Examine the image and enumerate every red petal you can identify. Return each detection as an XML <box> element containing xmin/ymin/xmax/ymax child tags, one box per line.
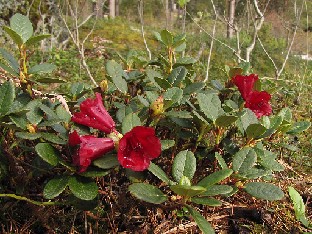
<box><xmin>68</xmin><ymin>131</ymin><xmax>81</xmax><ymax>146</ymax></box>
<box><xmin>232</xmin><ymin>74</ymin><xmax>258</xmax><ymax>100</ymax></box>
<box><xmin>245</xmin><ymin>91</ymin><xmax>272</xmax><ymax>118</ymax></box>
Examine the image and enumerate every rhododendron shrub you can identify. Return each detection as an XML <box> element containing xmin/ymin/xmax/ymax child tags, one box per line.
<box><xmin>0</xmin><ymin>17</ymin><xmax>311</xmax><ymax>233</ymax></box>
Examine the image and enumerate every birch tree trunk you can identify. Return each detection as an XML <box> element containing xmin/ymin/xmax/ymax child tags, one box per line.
<box><xmin>227</xmin><ymin>0</ymin><xmax>235</xmax><ymax>38</ymax></box>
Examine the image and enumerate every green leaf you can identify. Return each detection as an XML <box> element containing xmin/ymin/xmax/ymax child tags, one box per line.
<box><xmin>160</xmin><ymin>30</ymin><xmax>173</xmax><ymax>46</ymax></box>
<box><xmin>43</xmin><ymin>176</ymin><xmax>69</xmax><ymax>199</ymax></box>
<box><xmin>106</xmin><ymin>60</ymin><xmax>127</xmax><ymax>93</ymax></box>
<box><xmin>41</xmin><ymin>133</ymin><xmax>67</xmax><ymax>145</ymax></box>
<box><xmin>165</xmin><ymin>110</ymin><xmax>192</xmax><ymax>118</ymax></box>
<box><xmin>163</xmin><ymin>87</ymin><xmax>183</xmax><ymax>109</ymax></box>
<box><xmin>68</xmin><ymin>176</ymin><xmax>98</xmax><ymax>201</ymax></box>
<box><xmin>9</xmin><ymin>115</ymin><xmax>28</xmax><ymax>130</ymax></box>
<box><xmin>29</xmin><ymin>63</ymin><xmax>56</xmax><ymax>74</ymax></box>
<box><xmin>121</xmin><ymin>112</ymin><xmax>141</xmax><ymax>134</ymax></box>
<box><xmin>161</xmin><ymin>139</ymin><xmax>175</xmax><ymax>151</ymax></box>
<box><xmin>56</xmin><ymin>105</ymin><xmax>71</xmax><ymax>123</ymax></box>
<box><xmin>244</xmin><ymin>182</ymin><xmax>284</xmax><ymax>201</ymax></box>
<box><xmin>183</xmin><ymin>82</ymin><xmax>205</xmax><ymax>95</ymax></box>
<box><xmin>2</xmin><ymin>26</ymin><xmax>23</xmax><ymax>46</ymax></box>
<box><xmin>197</xmin><ymin>93</ymin><xmax>224</xmax><ymax>122</ymax></box>
<box><xmin>0</xmin><ymin>48</ymin><xmax>19</xmax><ymax>73</ymax></box>
<box><xmin>145</xmin><ymin>68</ymin><xmax>163</xmax><ymax>90</ymax></box>
<box><xmin>80</xmin><ymin>168</ymin><xmax>110</xmax><ymax>178</ymax></box>
<box><xmin>154</xmin><ymin>77</ymin><xmax>172</xmax><ymax>89</ymax></box>
<box><xmin>93</xmin><ymin>154</ymin><xmax>119</xmax><ymax>169</ymax></box>
<box><xmin>246</xmin><ymin>123</ymin><xmax>266</xmax><ymax>139</ymax></box>
<box><xmin>15</xmin><ymin>132</ymin><xmax>41</xmax><ymax>140</ymax></box>
<box><xmin>35</xmin><ymin>143</ymin><xmax>60</xmax><ymax>166</ymax></box>
<box><xmin>197</xmin><ymin>169</ymin><xmax>233</xmax><ymax>188</ymax></box>
<box><xmin>26</xmin><ymin>99</ymin><xmax>43</xmax><ymax>125</ymax></box>
<box><xmin>186</xmin><ymin>206</ymin><xmax>215</xmax><ymax>234</ymax></box>
<box><xmin>191</xmin><ymin>197</ymin><xmax>222</xmax><ymax>206</ymax></box>
<box><xmin>215</xmin><ymin>153</ymin><xmax>227</xmax><ymax>169</ymax></box>
<box><xmin>10</xmin><ymin>13</ymin><xmax>33</xmax><ymax>43</ymax></box>
<box><xmin>25</xmin><ymin>34</ymin><xmax>51</xmax><ymax>47</ymax></box>
<box><xmin>238</xmin><ymin>109</ymin><xmax>258</xmax><ymax>132</ymax></box>
<box><xmin>288</xmin><ymin>186</ymin><xmax>311</xmax><ymax>228</ymax></box>
<box><xmin>129</xmin><ymin>183</ymin><xmax>167</xmax><ymax>204</ymax></box>
<box><xmin>175</xmin><ymin>57</ymin><xmax>196</xmax><ymax>65</ymax></box>
<box><xmin>200</xmin><ymin>185</ymin><xmax>233</xmax><ymax>196</ymax></box>
<box><xmin>172</xmin><ymin>150</ymin><xmax>196</xmax><ymax>182</ymax></box>
<box><xmin>177</xmin><ymin>0</ymin><xmax>190</xmax><ymax>7</ymax></box>
<box><xmin>254</xmin><ymin>148</ymin><xmax>284</xmax><ymax>172</ymax></box>
<box><xmin>170</xmin><ymin>185</ymin><xmax>206</xmax><ymax>197</ymax></box>
<box><xmin>0</xmin><ymin>80</ymin><xmax>15</xmax><ymax>117</ymax></box>
<box><xmin>148</xmin><ymin>162</ymin><xmax>173</xmax><ymax>185</ymax></box>
<box><xmin>0</xmin><ymin>62</ymin><xmax>19</xmax><ymax>76</ymax></box>
<box><xmin>286</xmin><ymin>121</ymin><xmax>311</xmax><ymax>135</ymax></box>
<box><xmin>215</xmin><ymin>115</ymin><xmax>238</xmax><ymax>127</ymax></box>
<box><xmin>277</xmin><ymin>107</ymin><xmax>292</xmax><ymax>123</ymax></box>
<box><xmin>70</xmin><ymin>83</ymin><xmax>84</xmax><ymax>96</ymax></box>
<box><xmin>168</xmin><ymin>66</ymin><xmax>187</xmax><ymax>86</ymax></box>
<box><xmin>233</xmin><ymin>147</ymin><xmax>257</xmax><ymax>174</ymax></box>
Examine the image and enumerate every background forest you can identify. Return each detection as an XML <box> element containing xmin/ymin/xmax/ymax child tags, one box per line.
<box><xmin>0</xmin><ymin>0</ymin><xmax>311</xmax><ymax>233</ymax></box>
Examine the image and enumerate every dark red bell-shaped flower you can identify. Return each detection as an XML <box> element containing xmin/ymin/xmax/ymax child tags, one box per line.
<box><xmin>71</xmin><ymin>93</ymin><xmax>115</xmax><ymax>133</ymax></box>
<box><xmin>232</xmin><ymin>74</ymin><xmax>258</xmax><ymax>100</ymax></box>
<box><xmin>69</xmin><ymin>131</ymin><xmax>115</xmax><ymax>172</ymax></box>
<box><xmin>245</xmin><ymin>91</ymin><xmax>272</xmax><ymax>118</ymax></box>
<box><xmin>117</xmin><ymin>126</ymin><xmax>161</xmax><ymax>171</ymax></box>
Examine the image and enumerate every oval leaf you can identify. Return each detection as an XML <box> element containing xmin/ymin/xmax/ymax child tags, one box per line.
<box><xmin>172</xmin><ymin>150</ymin><xmax>196</xmax><ymax>183</ymax></box>
<box><xmin>186</xmin><ymin>206</ymin><xmax>215</xmax><ymax>234</ymax></box>
<box><xmin>170</xmin><ymin>185</ymin><xmax>206</xmax><ymax>197</ymax></box>
<box><xmin>233</xmin><ymin>147</ymin><xmax>257</xmax><ymax>174</ymax></box>
<box><xmin>35</xmin><ymin>143</ymin><xmax>60</xmax><ymax>166</ymax></box>
<box><xmin>244</xmin><ymin>182</ymin><xmax>284</xmax><ymax>201</ymax></box>
<box><xmin>43</xmin><ymin>176</ymin><xmax>69</xmax><ymax>199</ymax></box>
<box><xmin>129</xmin><ymin>183</ymin><xmax>167</xmax><ymax>204</ymax></box>
<box><xmin>68</xmin><ymin>176</ymin><xmax>98</xmax><ymax>200</ymax></box>
<box><xmin>148</xmin><ymin>162</ymin><xmax>172</xmax><ymax>185</ymax></box>
<box><xmin>10</xmin><ymin>13</ymin><xmax>33</xmax><ymax>43</ymax></box>
<box><xmin>121</xmin><ymin>112</ymin><xmax>142</xmax><ymax>134</ymax></box>
<box><xmin>29</xmin><ymin>63</ymin><xmax>56</xmax><ymax>74</ymax></box>
<box><xmin>200</xmin><ymin>185</ymin><xmax>233</xmax><ymax>196</ymax></box>
<box><xmin>286</xmin><ymin>121</ymin><xmax>311</xmax><ymax>135</ymax></box>
<box><xmin>93</xmin><ymin>154</ymin><xmax>120</xmax><ymax>169</ymax></box>
<box><xmin>0</xmin><ymin>80</ymin><xmax>15</xmax><ymax>117</ymax></box>
<box><xmin>197</xmin><ymin>169</ymin><xmax>233</xmax><ymax>188</ymax></box>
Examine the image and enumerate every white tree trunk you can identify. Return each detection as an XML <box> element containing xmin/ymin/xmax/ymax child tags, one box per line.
<box><xmin>227</xmin><ymin>0</ymin><xmax>235</xmax><ymax>38</ymax></box>
<box><xmin>109</xmin><ymin>0</ymin><xmax>116</xmax><ymax>18</ymax></box>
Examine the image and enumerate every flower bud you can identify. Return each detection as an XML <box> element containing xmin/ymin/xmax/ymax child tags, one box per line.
<box><xmin>150</xmin><ymin>96</ymin><xmax>164</xmax><ymax>116</ymax></box>
<box><xmin>100</xmin><ymin>79</ymin><xmax>108</xmax><ymax>93</ymax></box>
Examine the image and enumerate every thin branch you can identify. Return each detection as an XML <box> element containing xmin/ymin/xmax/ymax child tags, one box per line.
<box><xmin>138</xmin><ymin>0</ymin><xmax>152</xmax><ymax>60</ymax></box>
<box><xmin>204</xmin><ymin>0</ymin><xmax>218</xmax><ymax>82</ymax></box>
<box><xmin>186</xmin><ymin>11</ymin><xmax>246</xmax><ymax>62</ymax></box>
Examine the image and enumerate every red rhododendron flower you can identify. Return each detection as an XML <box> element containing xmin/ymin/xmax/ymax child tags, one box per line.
<box><xmin>245</xmin><ymin>91</ymin><xmax>272</xmax><ymax>118</ymax></box>
<box><xmin>69</xmin><ymin>131</ymin><xmax>115</xmax><ymax>172</ymax></box>
<box><xmin>72</xmin><ymin>93</ymin><xmax>115</xmax><ymax>133</ymax></box>
<box><xmin>117</xmin><ymin>126</ymin><xmax>161</xmax><ymax>171</ymax></box>
<box><xmin>232</xmin><ymin>74</ymin><xmax>258</xmax><ymax>100</ymax></box>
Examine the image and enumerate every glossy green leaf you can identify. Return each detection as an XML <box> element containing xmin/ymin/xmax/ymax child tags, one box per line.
<box><xmin>9</xmin><ymin>115</ymin><xmax>28</xmax><ymax>130</ymax></box>
<box><xmin>254</xmin><ymin>148</ymin><xmax>284</xmax><ymax>172</ymax></box>
<box><xmin>168</xmin><ymin>66</ymin><xmax>187</xmax><ymax>86</ymax></box>
<box><xmin>26</xmin><ymin>99</ymin><xmax>43</xmax><ymax>125</ymax></box>
<box><xmin>43</xmin><ymin>176</ymin><xmax>69</xmax><ymax>199</ymax></box>
<box><xmin>106</xmin><ymin>60</ymin><xmax>127</xmax><ymax>93</ymax></box>
<box><xmin>197</xmin><ymin>93</ymin><xmax>224</xmax><ymax>122</ymax></box>
<box><xmin>0</xmin><ymin>48</ymin><xmax>19</xmax><ymax>73</ymax></box>
<box><xmin>15</xmin><ymin>132</ymin><xmax>41</xmax><ymax>140</ymax></box>
<box><xmin>129</xmin><ymin>183</ymin><xmax>167</xmax><ymax>204</ymax></box>
<box><xmin>161</xmin><ymin>139</ymin><xmax>175</xmax><ymax>150</ymax></box>
<box><xmin>2</xmin><ymin>26</ymin><xmax>23</xmax><ymax>46</ymax></box>
<box><xmin>93</xmin><ymin>154</ymin><xmax>120</xmax><ymax>169</ymax></box>
<box><xmin>0</xmin><ymin>62</ymin><xmax>18</xmax><ymax>76</ymax></box>
<box><xmin>191</xmin><ymin>197</ymin><xmax>222</xmax><ymax>206</ymax></box>
<box><xmin>70</xmin><ymin>83</ymin><xmax>84</xmax><ymax>96</ymax></box>
<box><xmin>35</xmin><ymin>143</ymin><xmax>60</xmax><ymax>166</ymax></box>
<box><xmin>200</xmin><ymin>185</ymin><xmax>233</xmax><ymax>196</ymax></box>
<box><xmin>244</xmin><ymin>182</ymin><xmax>284</xmax><ymax>201</ymax></box>
<box><xmin>41</xmin><ymin>133</ymin><xmax>67</xmax><ymax>145</ymax></box>
<box><xmin>148</xmin><ymin>162</ymin><xmax>173</xmax><ymax>185</ymax></box>
<box><xmin>186</xmin><ymin>206</ymin><xmax>215</xmax><ymax>234</ymax></box>
<box><xmin>25</xmin><ymin>34</ymin><xmax>51</xmax><ymax>47</ymax></box>
<box><xmin>172</xmin><ymin>150</ymin><xmax>196</xmax><ymax>182</ymax></box>
<box><xmin>175</xmin><ymin>57</ymin><xmax>196</xmax><ymax>65</ymax></box>
<box><xmin>10</xmin><ymin>13</ymin><xmax>33</xmax><ymax>43</ymax></box>
<box><xmin>56</xmin><ymin>105</ymin><xmax>71</xmax><ymax>123</ymax></box>
<box><xmin>160</xmin><ymin>29</ymin><xmax>173</xmax><ymax>46</ymax></box>
<box><xmin>154</xmin><ymin>77</ymin><xmax>172</xmax><ymax>89</ymax></box>
<box><xmin>286</xmin><ymin>121</ymin><xmax>311</xmax><ymax>135</ymax></box>
<box><xmin>183</xmin><ymin>82</ymin><xmax>205</xmax><ymax>95</ymax></box>
<box><xmin>0</xmin><ymin>80</ymin><xmax>15</xmax><ymax>117</ymax></box>
<box><xmin>68</xmin><ymin>176</ymin><xmax>98</xmax><ymax>200</ymax></box>
<box><xmin>80</xmin><ymin>168</ymin><xmax>110</xmax><ymax>178</ymax></box>
<box><xmin>197</xmin><ymin>169</ymin><xmax>233</xmax><ymax>188</ymax></box>
<box><xmin>121</xmin><ymin>112</ymin><xmax>141</xmax><ymax>134</ymax></box>
<box><xmin>233</xmin><ymin>147</ymin><xmax>257</xmax><ymax>174</ymax></box>
<box><xmin>163</xmin><ymin>87</ymin><xmax>183</xmax><ymax>109</ymax></box>
<box><xmin>215</xmin><ymin>115</ymin><xmax>238</xmax><ymax>127</ymax></box>
<box><xmin>288</xmin><ymin>186</ymin><xmax>312</xmax><ymax>228</ymax></box>
<box><xmin>170</xmin><ymin>185</ymin><xmax>206</xmax><ymax>197</ymax></box>
<box><xmin>246</xmin><ymin>123</ymin><xmax>266</xmax><ymax>139</ymax></box>
<box><xmin>215</xmin><ymin>153</ymin><xmax>227</xmax><ymax>169</ymax></box>
<box><xmin>238</xmin><ymin>109</ymin><xmax>258</xmax><ymax>132</ymax></box>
